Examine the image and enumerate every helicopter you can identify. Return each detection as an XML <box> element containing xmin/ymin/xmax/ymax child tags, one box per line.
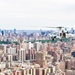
<box><xmin>44</xmin><ymin>26</ymin><xmax>68</xmax><ymax>39</ymax></box>
<box><xmin>32</xmin><ymin>25</ymin><xmax>75</xmax><ymax>41</ymax></box>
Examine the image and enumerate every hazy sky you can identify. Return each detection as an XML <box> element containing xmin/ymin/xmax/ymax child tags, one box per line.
<box><xmin>0</xmin><ymin>0</ymin><xmax>75</xmax><ymax>30</ymax></box>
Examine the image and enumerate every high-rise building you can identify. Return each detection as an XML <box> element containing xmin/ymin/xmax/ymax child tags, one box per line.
<box><xmin>65</xmin><ymin>59</ymin><xmax>72</xmax><ymax>70</ymax></box>
<box><xmin>28</xmin><ymin>48</ymin><xmax>35</xmax><ymax>60</ymax></box>
<box><xmin>1</xmin><ymin>30</ymin><xmax>4</xmax><ymax>36</ymax></box>
<box><xmin>34</xmin><ymin>42</ymin><xmax>41</xmax><ymax>51</ymax></box>
<box><xmin>7</xmin><ymin>54</ymin><xmax>13</xmax><ymax>62</ymax></box>
<box><xmin>60</xmin><ymin>61</ymin><xmax>65</xmax><ymax>72</ymax></box>
<box><xmin>16</xmin><ymin>70</ymin><xmax>22</xmax><ymax>75</ymax></box>
<box><xmin>7</xmin><ymin>47</ymin><xmax>16</xmax><ymax>55</ymax></box>
<box><xmin>0</xmin><ymin>62</ymin><xmax>6</xmax><ymax>69</ymax></box>
<box><xmin>18</xmin><ymin>48</ymin><xmax>26</xmax><ymax>62</ymax></box>
<box><xmin>28</xmin><ymin>42</ymin><xmax>33</xmax><ymax>50</ymax></box>
<box><xmin>36</xmin><ymin>68</ymin><xmax>43</xmax><ymax>75</ymax></box>
<box><xmin>36</xmin><ymin>51</ymin><xmax>48</xmax><ymax>68</ymax></box>
<box><xmin>21</xmin><ymin>68</ymin><xmax>26</xmax><ymax>75</ymax></box>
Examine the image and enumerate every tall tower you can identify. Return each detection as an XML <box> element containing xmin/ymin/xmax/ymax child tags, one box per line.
<box><xmin>1</xmin><ymin>30</ymin><xmax>4</xmax><ymax>36</ymax></box>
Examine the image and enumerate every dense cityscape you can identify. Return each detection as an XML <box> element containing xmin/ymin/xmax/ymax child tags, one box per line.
<box><xmin>0</xmin><ymin>28</ymin><xmax>75</xmax><ymax>75</ymax></box>
<box><xmin>0</xmin><ymin>0</ymin><xmax>75</xmax><ymax>74</ymax></box>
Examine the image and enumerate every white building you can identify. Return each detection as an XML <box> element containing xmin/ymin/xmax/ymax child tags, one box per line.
<box><xmin>18</xmin><ymin>48</ymin><xmax>26</xmax><ymax>62</ymax></box>
<box><xmin>34</xmin><ymin>42</ymin><xmax>41</xmax><ymax>51</ymax></box>
<box><xmin>0</xmin><ymin>62</ymin><xmax>6</xmax><ymax>69</ymax></box>
<box><xmin>7</xmin><ymin>47</ymin><xmax>16</xmax><ymax>54</ymax></box>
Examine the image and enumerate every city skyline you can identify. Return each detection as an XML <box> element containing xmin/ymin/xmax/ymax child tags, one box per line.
<box><xmin>0</xmin><ymin>0</ymin><xmax>75</xmax><ymax>29</ymax></box>
<box><xmin>0</xmin><ymin>0</ymin><xmax>75</xmax><ymax>75</ymax></box>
